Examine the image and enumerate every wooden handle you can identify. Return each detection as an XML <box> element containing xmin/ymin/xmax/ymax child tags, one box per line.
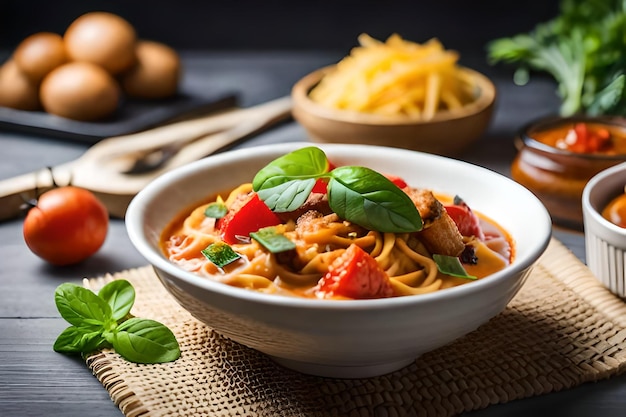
<box><xmin>0</xmin><ymin>163</ymin><xmax>74</xmax><ymax>221</ymax></box>
<box><xmin>87</xmin><ymin>96</ymin><xmax>293</xmax><ymax>160</ymax></box>
<box><xmin>0</xmin><ymin>96</ymin><xmax>293</xmax><ymax>222</ymax></box>
<box><xmin>165</xmin><ymin>96</ymin><xmax>293</xmax><ymax>167</ymax></box>
<box><xmin>69</xmin><ymin>97</ymin><xmax>293</xmax><ymax>196</ymax></box>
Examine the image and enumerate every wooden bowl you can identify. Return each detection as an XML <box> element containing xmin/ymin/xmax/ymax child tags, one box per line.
<box><xmin>291</xmin><ymin>65</ymin><xmax>496</xmax><ymax>156</ymax></box>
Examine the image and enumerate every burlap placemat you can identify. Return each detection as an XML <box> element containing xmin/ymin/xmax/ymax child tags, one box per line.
<box><xmin>83</xmin><ymin>238</ymin><xmax>626</xmax><ymax>417</ymax></box>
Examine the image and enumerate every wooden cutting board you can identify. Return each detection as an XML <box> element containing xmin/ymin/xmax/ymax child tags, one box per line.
<box><xmin>0</xmin><ymin>96</ymin><xmax>293</xmax><ymax>221</ymax></box>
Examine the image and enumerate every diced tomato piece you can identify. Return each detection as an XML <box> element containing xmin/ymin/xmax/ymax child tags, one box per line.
<box><xmin>445</xmin><ymin>203</ymin><xmax>485</xmax><ymax>240</ymax></box>
<box><xmin>574</xmin><ymin>122</ymin><xmax>588</xmax><ymax>143</ymax></box>
<box><xmin>218</xmin><ymin>193</ymin><xmax>281</xmax><ymax>244</ymax></box>
<box><xmin>594</xmin><ymin>128</ymin><xmax>612</xmax><ymax>151</ymax></box>
<box><xmin>385</xmin><ymin>174</ymin><xmax>407</xmax><ymax>189</ymax></box>
<box><xmin>315</xmin><ymin>244</ymin><xmax>394</xmax><ymax>299</ymax></box>
<box><xmin>562</xmin><ymin>123</ymin><xmax>614</xmax><ymax>153</ymax></box>
<box><xmin>310</xmin><ymin>161</ymin><xmax>337</xmax><ymax>194</ymax></box>
<box><xmin>311</xmin><ymin>178</ymin><xmax>329</xmax><ymax>194</ymax></box>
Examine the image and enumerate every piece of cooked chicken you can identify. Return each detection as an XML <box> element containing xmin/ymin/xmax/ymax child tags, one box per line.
<box><xmin>404</xmin><ymin>187</ymin><xmax>465</xmax><ymax>257</ymax></box>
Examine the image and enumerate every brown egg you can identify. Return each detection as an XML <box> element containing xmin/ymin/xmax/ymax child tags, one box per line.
<box><xmin>0</xmin><ymin>59</ymin><xmax>41</xmax><ymax>110</ymax></box>
<box><xmin>121</xmin><ymin>40</ymin><xmax>181</xmax><ymax>99</ymax></box>
<box><xmin>13</xmin><ymin>32</ymin><xmax>67</xmax><ymax>82</ymax></box>
<box><xmin>64</xmin><ymin>11</ymin><xmax>137</xmax><ymax>75</ymax></box>
<box><xmin>40</xmin><ymin>61</ymin><xmax>120</xmax><ymax>121</ymax></box>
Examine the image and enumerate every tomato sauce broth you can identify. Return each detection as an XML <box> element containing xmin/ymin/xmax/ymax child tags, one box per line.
<box><xmin>160</xmin><ymin>186</ymin><xmax>515</xmax><ymax>299</ymax></box>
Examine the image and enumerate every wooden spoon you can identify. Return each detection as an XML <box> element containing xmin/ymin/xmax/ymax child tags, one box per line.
<box><xmin>0</xmin><ymin>96</ymin><xmax>292</xmax><ymax>221</ymax></box>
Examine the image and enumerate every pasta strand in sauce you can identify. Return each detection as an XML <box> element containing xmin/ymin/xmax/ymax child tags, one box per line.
<box><xmin>161</xmin><ymin>181</ymin><xmax>514</xmax><ymax>300</ymax></box>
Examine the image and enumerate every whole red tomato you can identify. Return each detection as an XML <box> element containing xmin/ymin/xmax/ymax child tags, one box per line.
<box><xmin>23</xmin><ymin>186</ymin><xmax>109</xmax><ymax>266</ymax></box>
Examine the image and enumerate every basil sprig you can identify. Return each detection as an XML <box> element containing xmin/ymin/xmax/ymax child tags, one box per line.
<box><xmin>252</xmin><ymin>147</ymin><xmax>422</xmax><ymax>233</ymax></box>
<box><xmin>433</xmin><ymin>254</ymin><xmax>477</xmax><ymax>280</ymax></box>
<box><xmin>53</xmin><ymin>280</ymin><xmax>180</xmax><ymax>364</ymax></box>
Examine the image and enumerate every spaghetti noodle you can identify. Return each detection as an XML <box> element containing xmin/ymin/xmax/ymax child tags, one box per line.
<box><xmin>161</xmin><ymin>181</ymin><xmax>514</xmax><ymax>300</ymax></box>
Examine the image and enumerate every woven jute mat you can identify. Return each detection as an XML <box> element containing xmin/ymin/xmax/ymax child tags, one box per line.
<box><xmin>83</xmin><ymin>238</ymin><xmax>626</xmax><ymax>417</ymax></box>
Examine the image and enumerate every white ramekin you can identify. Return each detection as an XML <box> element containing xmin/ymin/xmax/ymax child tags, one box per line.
<box><xmin>582</xmin><ymin>162</ymin><xmax>626</xmax><ymax>298</ymax></box>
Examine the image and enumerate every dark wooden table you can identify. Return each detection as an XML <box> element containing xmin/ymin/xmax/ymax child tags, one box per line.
<box><xmin>0</xmin><ymin>51</ymin><xmax>619</xmax><ymax>417</ymax></box>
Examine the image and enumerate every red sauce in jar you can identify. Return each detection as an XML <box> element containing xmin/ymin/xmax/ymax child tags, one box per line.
<box><xmin>533</xmin><ymin>122</ymin><xmax>625</xmax><ymax>154</ymax></box>
<box><xmin>511</xmin><ymin>117</ymin><xmax>626</xmax><ymax>229</ymax></box>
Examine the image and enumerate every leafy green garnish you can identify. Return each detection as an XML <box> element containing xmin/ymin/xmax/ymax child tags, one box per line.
<box><xmin>487</xmin><ymin>0</ymin><xmax>626</xmax><ymax>116</ymax></box>
<box><xmin>204</xmin><ymin>201</ymin><xmax>228</xmax><ymax>219</ymax></box>
<box><xmin>107</xmin><ymin>318</ymin><xmax>181</xmax><ymax>364</ymax></box>
<box><xmin>253</xmin><ymin>146</ymin><xmax>329</xmax><ymax>191</ymax></box>
<box><xmin>433</xmin><ymin>254</ymin><xmax>477</xmax><ymax>280</ymax></box>
<box><xmin>258</xmin><ymin>178</ymin><xmax>317</xmax><ymax>213</ymax></box>
<box><xmin>201</xmin><ymin>242</ymin><xmax>241</xmax><ymax>267</ymax></box>
<box><xmin>53</xmin><ymin>280</ymin><xmax>180</xmax><ymax>364</ymax></box>
<box><xmin>250</xmin><ymin>226</ymin><xmax>296</xmax><ymax>253</ymax></box>
<box><xmin>252</xmin><ymin>147</ymin><xmax>422</xmax><ymax>233</ymax></box>
<box><xmin>97</xmin><ymin>279</ymin><xmax>135</xmax><ymax>321</ymax></box>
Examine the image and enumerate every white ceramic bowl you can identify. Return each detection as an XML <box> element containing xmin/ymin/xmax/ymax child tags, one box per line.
<box><xmin>125</xmin><ymin>142</ymin><xmax>552</xmax><ymax>378</ymax></box>
<box><xmin>583</xmin><ymin>162</ymin><xmax>626</xmax><ymax>298</ymax></box>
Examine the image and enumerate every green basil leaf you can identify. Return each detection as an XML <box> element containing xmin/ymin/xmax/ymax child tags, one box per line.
<box><xmin>54</xmin><ymin>283</ymin><xmax>112</xmax><ymax>328</ymax></box>
<box><xmin>250</xmin><ymin>226</ymin><xmax>296</xmax><ymax>253</ymax></box>
<box><xmin>53</xmin><ymin>326</ymin><xmax>109</xmax><ymax>354</ymax></box>
<box><xmin>53</xmin><ymin>281</ymin><xmax>181</xmax><ymax>365</ymax></box>
<box><xmin>433</xmin><ymin>254</ymin><xmax>477</xmax><ymax>280</ymax></box>
<box><xmin>328</xmin><ymin>166</ymin><xmax>423</xmax><ymax>233</ymax></box>
<box><xmin>201</xmin><ymin>242</ymin><xmax>241</xmax><ymax>267</ymax></box>
<box><xmin>204</xmin><ymin>202</ymin><xmax>228</xmax><ymax>219</ymax></box>
<box><xmin>111</xmin><ymin>318</ymin><xmax>181</xmax><ymax>364</ymax></box>
<box><xmin>98</xmin><ymin>280</ymin><xmax>135</xmax><ymax>322</ymax></box>
<box><xmin>256</xmin><ymin>178</ymin><xmax>316</xmax><ymax>212</ymax></box>
<box><xmin>252</xmin><ymin>146</ymin><xmax>328</xmax><ymax>191</ymax></box>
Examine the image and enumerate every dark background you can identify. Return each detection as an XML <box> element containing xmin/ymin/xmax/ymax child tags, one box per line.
<box><xmin>0</xmin><ymin>0</ymin><xmax>560</xmax><ymax>60</ymax></box>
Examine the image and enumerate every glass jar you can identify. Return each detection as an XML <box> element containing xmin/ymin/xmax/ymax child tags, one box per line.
<box><xmin>511</xmin><ymin>115</ymin><xmax>626</xmax><ymax>230</ymax></box>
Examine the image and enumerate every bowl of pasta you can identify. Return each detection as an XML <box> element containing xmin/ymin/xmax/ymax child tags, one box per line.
<box><xmin>125</xmin><ymin>142</ymin><xmax>552</xmax><ymax>378</ymax></box>
<box><xmin>291</xmin><ymin>34</ymin><xmax>496</xmax><ymax>156</ymax></box>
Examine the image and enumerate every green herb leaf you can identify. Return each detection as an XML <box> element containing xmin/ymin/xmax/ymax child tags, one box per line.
<box><xmin>328</xmin><ymin>166</ymin><xmax>422</xmax><ymax>233</ymax></box>
<box><xmin>487</xmin><ymin>1</ymin><xmax>626</xmax><ymax>116</ymax></box>
<box><xmin>98</xmin><ymin>280</ymin><xmax>135</xmax><ymax>322</ymax></box>
<box><xmin>53</xmin><ymin>280</ymin><xmax>181</xmax><ymax>365</ymax></box>
<box><xmin>252</xmin><ymin>146</ymin><xmax>328</xmax><ymax>191</ymax></box>
<box><xmin>204</xmin><ymin>202</ymin><xmax>228</xmax><ymax>219</ymax></box>
<box><xmin>433</xmin><ymin>254</ymin><xmax>477</xmax><ymax>280</ymax></box>
<box><xmin>53</xmin><ymin>326</ymin><xmax>108</xmax><ymax>354</ymax></box>
<box><xmin>253</xmin><ymin>147</ymin><xmax>422</xmax><ymax>233</ymax></box>
<box><xmin>256</xmin><ymin>178</ymin><xmax>316</xmax><ymax>212</ymax></box>
<box><xmin>201</xmin><ymin>242</ymin><xmax>241</xmax><ymax>267</ymax></box>
<box><xmin>111</xmin><ymin>318</ymin><xmax>181</xmax><ymax>364</ymax></box>
<box><xmin>54</xmin><ymin>283</ymin><xmax>112</xmax><ymax>328</ymax></box>
<box><xmin>250</xmin><ymin>226</ymin><xmax>296</xmax><ymax>253</ymax></box>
